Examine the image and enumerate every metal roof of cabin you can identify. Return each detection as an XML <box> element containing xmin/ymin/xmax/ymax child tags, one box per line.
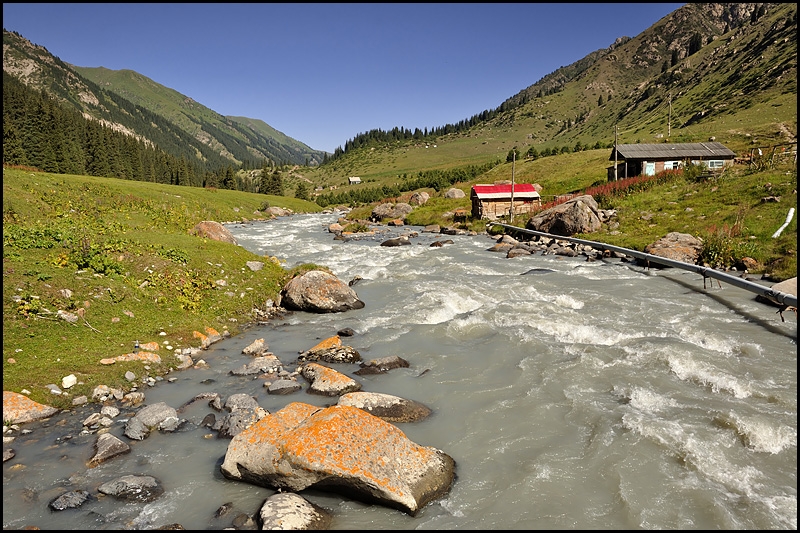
<box><xmin>610</xmin><ymin>142</ymin><xmax>736</xmax><ymax>161</ymax></box>
<box><xmin>472</xmin><ymin>183</ymin><xmax>540</xmax><ymax>199</ymax></box>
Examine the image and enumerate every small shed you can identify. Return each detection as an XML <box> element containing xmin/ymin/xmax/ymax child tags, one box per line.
<box><xmin>471</xmin><ymin>183</ymin><xmax>541</xmax><ymax>220</ymax></box>
<box><xmin>348</xmin><ymin>176</ymin><xmax>362</xmax><ymax>185</ymax></box>
<box><xmin>607</xmin><ymin>142</ymin><xmax>736</xmax><ymax>180</ymax></box>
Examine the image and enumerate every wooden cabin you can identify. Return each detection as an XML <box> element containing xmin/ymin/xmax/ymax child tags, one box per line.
<box><xmin>607</xmin><ymin>142</ymin><xmax>736</xmax><ymax>180</ymax></box>
<box><xmin>471</xmin><ymin>183</ymin><xmax>541</xmax><ymax>220</ymax></box>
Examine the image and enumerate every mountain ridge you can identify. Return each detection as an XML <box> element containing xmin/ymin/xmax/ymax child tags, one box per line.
<box><xmin>2</xmin><ymin>29</ymin><xmax>327</xmax><ymax>170</ymax></box>
<box><xmin>3</xmin><ymin>2</ymin><xmax>796</xmax><ymax>187</ymax></box>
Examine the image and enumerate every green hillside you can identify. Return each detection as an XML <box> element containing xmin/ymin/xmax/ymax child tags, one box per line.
<box><xmin>302</xmin><ymin>3</ymin><xmax>796</xmax><ymax>191</ymax></box>
<box><xmin>73</xmin><ymin>66</ymin><xmax>327</xmax><ymax>167</ymax></box>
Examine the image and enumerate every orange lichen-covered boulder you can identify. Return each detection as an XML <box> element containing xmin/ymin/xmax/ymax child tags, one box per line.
<box><xmin>299</xmin><ymin>335</ymin><xmax>361</xmax><ymax>363</ymax></box>
<box><xmin>220</xmin><ymin>402</ymin><xmax>455</xmax><ymax>516</ymax></box>
<box><xmin>281</xmin><ymin>270</ymin><xmax>365</xmax><ymax>313</ymax></box>
<box><xmin>300</xmin><ymin>363</ymin><xmax>361</xmax><ymax>396</ymax></box>
<box><xmin>3</xmin><ymin>391</ymin><xmax>59</xmax><ymax>424</ymax></box>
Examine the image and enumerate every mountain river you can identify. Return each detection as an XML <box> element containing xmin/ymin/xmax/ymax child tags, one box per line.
<box><xmin>3</xmin><ymin>211</ymin><xmax>797</xmax><ymax>530</ymax></box>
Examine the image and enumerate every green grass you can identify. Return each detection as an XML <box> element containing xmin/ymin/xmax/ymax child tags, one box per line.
<box><xmin>2</xmin><ymin>167</ymin><xmax>322</xmax><ymax>409</ymax></box>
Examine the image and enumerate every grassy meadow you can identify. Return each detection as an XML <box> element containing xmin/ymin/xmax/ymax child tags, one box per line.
<box><xmin>2</xmin><ymin>167</ymin><xmax>322</xmax><ymax>410</ymax></box>
<box><xmin>2</xmin><ymin>151</ymin><xmax>797</xmax><ymax>412</ymax></box>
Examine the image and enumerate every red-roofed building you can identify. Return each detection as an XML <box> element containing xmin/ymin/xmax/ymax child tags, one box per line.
<box><xmin>471</xmin><ymin>183</ymin><xmax>541</xmax><ymax>220</ymax></box>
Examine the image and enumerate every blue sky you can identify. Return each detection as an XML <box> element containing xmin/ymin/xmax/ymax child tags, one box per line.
<box><xmin>3</xmin><ymin>3</ymin><xmax>685</xmax><ymax>153</ymax></box>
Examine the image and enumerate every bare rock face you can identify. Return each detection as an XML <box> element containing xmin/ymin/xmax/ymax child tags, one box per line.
<box><xmin>190</xmin><ymin>221</ymin><xmax>238</xmax><ymax>245</ymax></box>
<box><xmin>526</xmin><ymin>194</ymin><xmax>602</xmax><ymax>236</ymax></box>
<box><xmin>644</xmin><ymin>232</ymin><xmax>704</xmax><ymax>265</ymax></box>
<box><xmin>281</xmin><ymin>270</ymin><xmax>365</xmax><ymax>313</ymax></box>
<box><xmin>220</xmin><ymin>402</ymin><xmax>456</xmax><ymax>516</ymax></box>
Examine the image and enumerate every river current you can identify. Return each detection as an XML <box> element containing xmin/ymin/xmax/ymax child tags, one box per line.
<box><xmin>3</xmin><ymin>211</ymin><xmax>797</xmax><ymax>530</ymax></box>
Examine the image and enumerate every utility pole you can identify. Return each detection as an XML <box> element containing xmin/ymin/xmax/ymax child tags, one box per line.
<box><xmin>668</xmin><ymin>92</ymin><xmax>672</xmax><ymax>139</ymax></box>
<box><xmin>614</xmin><ymin>125</ymin><xmax>618</xmax><ymax>181</ymax></box>
<box><xmin>510</xmin><ymin>150</ymin><xmax>516</xmax><ymax>223</ymax></box>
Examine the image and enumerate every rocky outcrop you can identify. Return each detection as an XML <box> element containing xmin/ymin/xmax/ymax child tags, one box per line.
<box><xmin>281</xmin><ymin>270</ymin><xmax>365</xmax><ymax>313</ymax></box>
<box><xmin>220</xmin><ymin>402</ymin><xmax>456</xmax><ymax>516</ymax></box>
<box><xmin>644</xmin><ymin>232</ymin><xmax>704</xmax><ymax>265</ymax></box>
<box><xmin>526</xmin><ymin>194</ymin><xmax>602</xmax><ymax>236</ymax></box>
<box><xmin>190</xmin><ymin>221</ymin><xmax>238</xmax><ymax>245</ymax></box>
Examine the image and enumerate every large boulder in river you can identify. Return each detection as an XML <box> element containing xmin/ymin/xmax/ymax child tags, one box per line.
<box><xmin>643</xmin><ymin>232</ymin><xmax>704</xmax><ymax>265</ymax></box>
<box><xmin>526</xmin><ymin>194</ymin><xmax>602</xmax><ymax>236</ymax></box>
<box><xmin>190</xmin><ymin>221</ymin><xmax>237</xmax><ymax>245</ymax></box>
<box><xmin>220</xmin><ymin>402</ymin><xmax>456</xmax><ymax>516</ymax></box>
<box><xmin>281</xmin><ymin>270</ymin><xmax>365</xmax><ymax>313</ymax></box>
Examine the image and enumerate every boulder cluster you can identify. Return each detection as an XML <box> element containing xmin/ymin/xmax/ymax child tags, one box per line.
<box><xmin>3</xmin><ymin>268</ymin><xmax>455</xmax><ymax>529</ymax></box>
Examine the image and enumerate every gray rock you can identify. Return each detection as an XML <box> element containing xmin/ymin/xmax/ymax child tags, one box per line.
<box><xmin>267</xmin><ymin>379</ymin><xmax>302</xmax><ymax>395</ymax></box>
<box><xmin>124</xmin><ymin>402</ymin><xmax>180</xmax><ymax>440</ymax></box>
<box><xmin>97</xmin><ymin>474</ymin><xmax>164</xmax><ymax>502</ymax></box>
<box><xmin>354</xmin><ymin>355</ymin><xmax>410</xmax><ymax>375</ymax></box>
<box><xmin>49</xmin><ymin>489</ymin><xmax>92</xmax><ymax>511</ymax></box>
<box><xmin>338</xmin><ymin>391</ymin><xmax>432</xmax><ymax>423</ymax></box>
<box><xmin>242</xmin><ymin>338</ymin><xmax>269</xmax><ymax>356</ymax></box>
<box><xmin>229</xmin><ymin>355</ymin><xmax>282</xmax><ymax>376</ymax></box>
<box><xmin>259</xmin><ymin>492</ymin><xmax>332</xmax><ymax>530</ymax></box>
<box><xmin>89</xmin><ymin>433</ymin><xmax>131</xmax><ymax>467</ymax></box>
<box><xmin>526</xmin><ymin>194</ymin><xmax>602</xmax><ymax>236</ymax></box>
<box><xmin>223</xmin><ymin>393</ymin><xmax>260</xmax><ymax>412</ymax></box>
<box><xmin>643</xmin><ymin>232</ymin><xmax>704</xmax><ymax>265</ymax></box>
<box><xmin>213</xmin><ymin>408</ymin><xmax>265</xmax><ymax>439</ymax></box>
<box><xmin>281</xmin><ymin>270</ymin><xmax>365</xmax><ymax>313</ymax></box>
<box><xmin>380</xmin><ymin>236</ymin><xmax>411</xmax><ymax>247</ymax></box>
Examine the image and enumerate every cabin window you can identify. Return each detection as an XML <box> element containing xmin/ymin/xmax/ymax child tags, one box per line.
<box><xmin>706</xmin><ymin>160</ymin><xmax>724</xmax><ymax>169</ymax></box>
